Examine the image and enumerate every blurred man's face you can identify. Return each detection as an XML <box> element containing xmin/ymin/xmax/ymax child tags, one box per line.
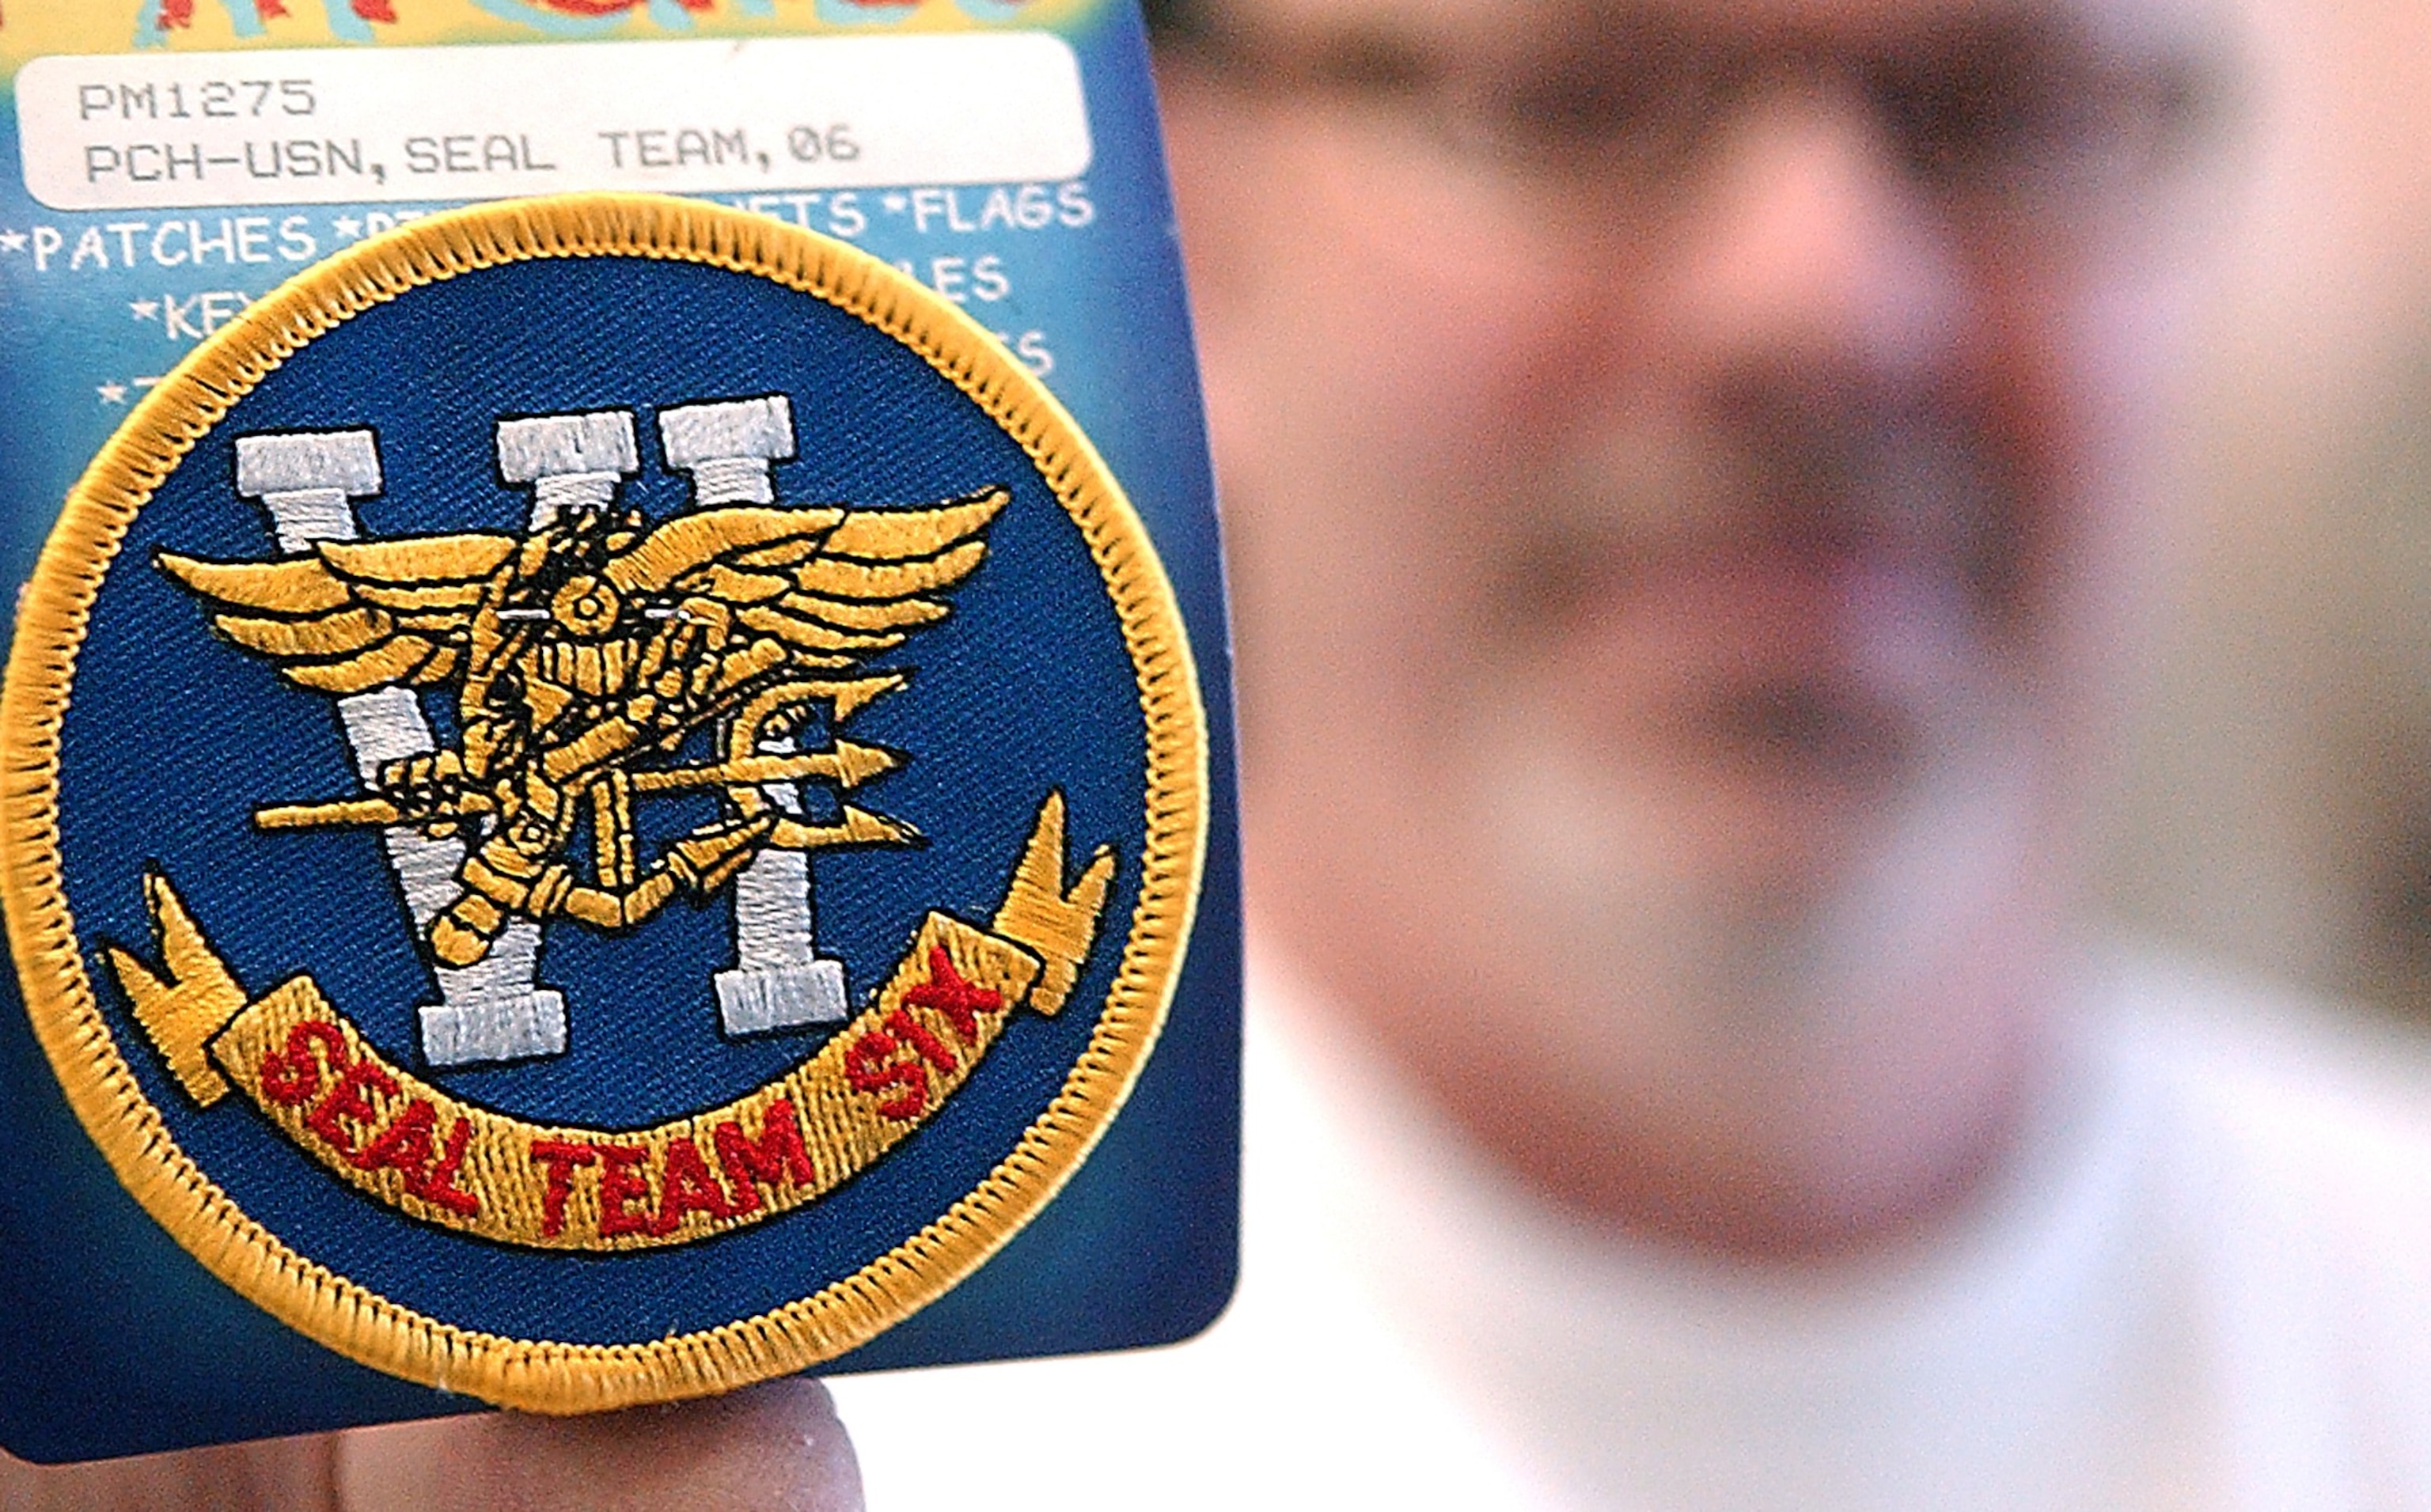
<box><xmin>1166</xmin><ymin>0</ymin><xmax>2223</xmax><ymax>1247</ymax></box>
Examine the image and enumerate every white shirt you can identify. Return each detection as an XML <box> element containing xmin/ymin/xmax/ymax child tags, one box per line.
<box><xmin>833</xmin><ymin>949</ymin><xmax>2431</xmax><ymax>1510</ymax></box>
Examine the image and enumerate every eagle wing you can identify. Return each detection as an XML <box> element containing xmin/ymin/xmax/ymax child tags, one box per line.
<box><xmin>616</xmin><ymin>487</ymin><xmax>1011</xmax><ymax>673</ymax></box>
<box><xmin>156</xmin><ymin>533</ymin><xmax>517</xmax><ymax>695</ymax></box>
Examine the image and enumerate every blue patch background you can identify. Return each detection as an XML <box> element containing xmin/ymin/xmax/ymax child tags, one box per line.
<box><xmin>58</xmin><ymin>249</ymin><xmax>1157</xmax><ymax>1345</ymax></box>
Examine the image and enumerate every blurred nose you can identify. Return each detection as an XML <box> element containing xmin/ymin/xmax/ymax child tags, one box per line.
<box><xmin>1666</xmin><ymin>81</ymin><xmax>1968</xmax><ymax>426</ymax></box>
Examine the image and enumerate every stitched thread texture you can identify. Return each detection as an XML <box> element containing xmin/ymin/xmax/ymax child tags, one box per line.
<box><xmin>0</xmin><ymin>193</ymin><xmax>1209</xmax><ymax>1413</ymax></box>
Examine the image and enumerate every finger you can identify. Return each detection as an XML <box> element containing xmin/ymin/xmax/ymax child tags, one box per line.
<box><xmin>332</xmin><ymin>1378</ymin><xmax>862</xmax><ymax>1512</ymax></box>
<box><xmin>0</xmin><ymin>1434</ymin><xmax>339</xmax><ymax>1511</ymax></box>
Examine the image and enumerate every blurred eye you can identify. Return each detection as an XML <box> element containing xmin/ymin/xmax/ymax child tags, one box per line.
<box><xmin>1870</xmin><ymin>42</ymin><xmax>2069</xmax><ymax>190</ymax></box>
<box><xmin>1863</xmin><ymin>25</ymin><xmax>2212</xmax><ymax>207</ymax></box>
<box><xmin>1455</xmin><ymin>33</ymin><xmax>1727</xmax><ymax>183</ymax></box>
<box><xmin>1304</xmin><ymin>25</ymin><xmax>1436</xmax><ymax>97</ymax></box>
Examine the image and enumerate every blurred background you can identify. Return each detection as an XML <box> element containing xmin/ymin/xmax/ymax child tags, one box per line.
<box><xmin>2099</xmin><ymin>0</ymin><xmax>2431</xmax><ymax>1019</ymax></box>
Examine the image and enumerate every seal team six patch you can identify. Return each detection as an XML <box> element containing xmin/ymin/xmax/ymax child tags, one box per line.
<box><xmin>0</xmin><ymin>194</ymin><xmax>1207</xmax><ymax>1413</ymax></box>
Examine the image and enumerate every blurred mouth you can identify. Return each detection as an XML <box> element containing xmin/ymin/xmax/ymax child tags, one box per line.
<box><xmin>1479</xmin><ymin>392</ymin><xmax>2035</xmax><ymax>809</ymax></box>
<box><xmin>1511</xmin><ymin>514</ymin><xmax>1994</xmax><ymax>796</ymax></box>
<box><xmin>1705</xmin><ymin>673</ymin><xmax>1914</xmax><ymax>786</ymax></box>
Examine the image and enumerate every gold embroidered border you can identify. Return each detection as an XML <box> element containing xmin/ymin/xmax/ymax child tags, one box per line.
<box><xmin>0</xmin><ymin>193</ymin><xmax>1210</xmax><ymax>1413</ymax></box>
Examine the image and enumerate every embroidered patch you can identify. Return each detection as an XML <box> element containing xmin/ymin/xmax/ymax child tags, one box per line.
<box><xmin>0</xmin><ymin>194</ymin><xmax>1206</xmax><ymax>1412</ymax></box>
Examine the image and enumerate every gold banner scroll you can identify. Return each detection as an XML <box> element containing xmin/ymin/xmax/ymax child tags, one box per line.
<box><xmin>106</xmin><ymin>794</ymin><xmax>1114</xmax><ymax>1252</ymax></box>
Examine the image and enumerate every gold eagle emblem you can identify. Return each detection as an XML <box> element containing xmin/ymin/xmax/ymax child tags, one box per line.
<box><xmin>157</xmin><ymin>488</ymin><xmax>1008</xmax><ymax>968</ymax></box>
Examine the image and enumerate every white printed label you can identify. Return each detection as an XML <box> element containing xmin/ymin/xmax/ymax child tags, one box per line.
<box><xmin>16</xmin><ymin>33</ymin><xmax>1091</xmax><ymax>212</ymax></box>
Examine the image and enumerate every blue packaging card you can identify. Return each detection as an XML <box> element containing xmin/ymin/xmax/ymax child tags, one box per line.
<box><xmin>0</xmin><ymin>0</ymin><xmax>1238</xmax><ymax>1463</ymax></box>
